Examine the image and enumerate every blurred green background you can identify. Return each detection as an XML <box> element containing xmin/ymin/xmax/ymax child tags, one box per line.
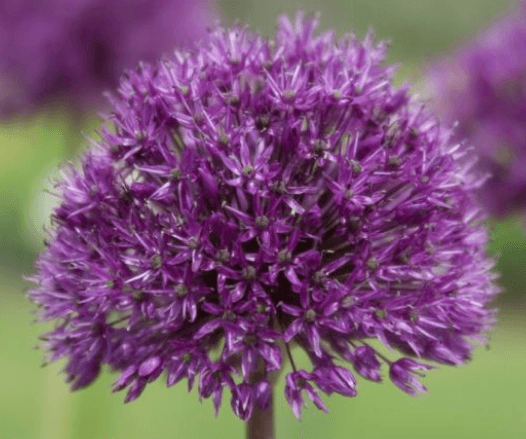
<box><xmin>1</xmin><ymin>1</ymin><xmax>525</xmax><ymax>438</ymax></box>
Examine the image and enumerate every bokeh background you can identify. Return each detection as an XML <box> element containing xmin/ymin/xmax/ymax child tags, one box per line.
<box><xmin>1</xmin><ymin>1</ymin><xmax>525</xmax><ymax>438</ymax></box>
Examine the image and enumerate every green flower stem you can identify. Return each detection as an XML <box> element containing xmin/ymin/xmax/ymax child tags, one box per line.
<box><xmin>247</xmin><ymin>371</ymin><xmax>274</xmax><ymax>439</ymax></box>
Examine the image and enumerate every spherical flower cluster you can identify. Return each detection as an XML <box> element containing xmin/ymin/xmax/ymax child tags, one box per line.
<box><xmin>28</xmin><ymin>14</ymin><xmax>499</xmax><ymax>420</ymax></box>
<box><xmin>426</xmin><ymin>1</ymin><xmax>526</xmax><ymax>217</ymax></box>
<box><xmin>0</xmin><ymin>0</ymin><xmax>213</xmax><ymax>116</ymax></box>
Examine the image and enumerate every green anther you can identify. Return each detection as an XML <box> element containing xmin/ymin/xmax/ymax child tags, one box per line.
<box><xmin>301</xmin><ymin>116</ymin><xmax>309</xmax><ymax>132</ymax></box>
<box><xmin>342</xmin><ymin>296</ymin><xmax>354</xmax><ymax>308</ymax></box>
<box><xmin>367</xmin><ymin>257</ymin><xmax>379</xmax><ymax>271</ymax></box>
<box><xmin>229</xmin><ymin>95</ymin><xmax>240</xmax><ymax>106</ymax></box>
<box><xmin>282</xmin><ymin>89</ymin><xmax>296</xmax><ymax>101</ymax></box>
<box><xmin>313</xmin><ymin>139</ymin><xmax>328</xmax><ymax>153</ymax></box>
<box><xmin>223</xmin><ymin>309</ymin><xmax>236</xmax><ymax>321</ymax></box>
<box><xmin>278</xmin><ymin>249</ymin><xmax>292</xmax><ymax>263</ymax></box>
<box><xmin>132</xmin><ymin>290</ymin><xmax>144</xmax><ymax>301</ymax></box>
<box><xmin>252</xmin><ymin>77</ymin><xmax>265</xmax><ymax>94</ymax></box>
<box><xmin>375</xmin><ymin>309</ymin><xmax>387</xmax><ymax>319</ymax></box>
<box><xmin>175</xmin><ymin>284</ymin><xmax>188</xmax><ymax>297</ymax></box>
<box><xmin>388</xmin><ymin>156</ymin><xmax>401</xmax><ymax>167</ymax></box>
<box><xmin>425</xmin><ymin>242</ymin><xmax>435</xmax><ymax>254</ymax></box>
<box><xmin>324</xmin><ymin>125</ymin><xmax>336</xmax><ymax>136</ymax></box>
<box><xmin>187</xmin><ymin>237</ymin><xmax>198</xmax><ymax>249</ymax></box>
<box><xmin>217</xmin><ymin>133</ymin><xmax>229</xmax><ymax>146</ymax></box>
<box><xmin>255</xmin><ymin>216</ymin><xmax>270</xmax><ymax>228</ymax></box>
<box><xmin>272</xmin><ymin>180</ymin><xmax>287</xmax><ymax>194</ymax></box>
<box><xmin>303</xmin><ymin>309</ymin><xmax>317</xmax><ymax>323</ymax></box>
<box><xmin>216</xmin><ymin>249</ymin><xmax>230</xmax><ymax>263</ymax></box>
<box><xmin>351</xmin><ymin>161</ymin><xmax>362</xmax><ymax>174</ymax></box>
<box><xmin>242</xmin><ymin>165</ymin><xmax>254</xmax><ymax>177</ymax></box>
<box><xmin>255</xmin><ymin>114</ymin><xmax>270</xmax><ymax>131</ymax></box>
<box><xmin>242</xmin><ymin>266</ymin><xmax>256</xmax><ymax>280</ymax></box>
<box><xmin>150</xmin><ymin>254</ymin><xmax>162</xmax><ymax>269</ymax></box>
<box><xmin>313</xmin><ymin>270</ymin><xmax>325</xmax><ymax>286</ymax></box>
<box><xmin>193</xmin><ymin>113</ymin><xmax>204</xmax><ymax>124</ymax></box>
<box><xmin>256</xmin><ymin>303</ymin><xmax>268</xmax><ymax>313</ymax></box>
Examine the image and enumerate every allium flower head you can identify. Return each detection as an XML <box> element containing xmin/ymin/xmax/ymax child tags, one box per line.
<box><xmin>426</xmin><ymin>2</ymin><xmax>526</xmax><ymax>217</ymax></box>
<box><xmin>0</xmin><ymin>0</ymin><xmax>213</xmax><ymax>115</ymax></box>
<box><xmin>29</xmin><ymin>13</ymin><xmax>499</xmax><ymax>420</ymax></box>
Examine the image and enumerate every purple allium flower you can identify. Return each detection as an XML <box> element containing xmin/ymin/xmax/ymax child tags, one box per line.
<box><xmin>426</xmin><ymin>2</ymin><xmax>526</xmax><ymax>217</ymax></box>
<box><xmin>389</xmin><ymin>358</ymin><xmax>434</xmax><ymax>396</ymax></box>
<box><xmin>28</xmin><ymin>13</ymin><xmax>499</xmax><ymax>421</ymax></box>
<box><xmin>0</xmin><ymin>0</ymin><xmax>214</xmax><ymax>116</ymax></box>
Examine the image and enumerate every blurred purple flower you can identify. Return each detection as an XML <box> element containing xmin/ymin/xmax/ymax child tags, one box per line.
<box><xmin>0</xmin><ymin>0</ymin><xmax>214</xmax><ymax>116</ymax></box>
<box><xmin>426</xmin><ymin>1</ymin><xmax>526</xmax><ymax>217</ymax></box>
<box><xmin>28</xmin><ymin>13</ymin><xmax>499</xmax><ymax>420</ymax></box>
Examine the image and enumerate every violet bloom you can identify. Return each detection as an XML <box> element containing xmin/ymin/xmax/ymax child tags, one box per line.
<box><xmin>0</xmin><ymin>0</ymin><xmax>213</xmax><ymax>116</ymax></box>
<box><xmin>426</xmin><ymin>2</ymin><xmax>526</xmax><ymax>217</ymax></box>
<box><xmin>28</xmin><ymin>14</ymin><xmax>499</xmax><ymax>421</ymax></box>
